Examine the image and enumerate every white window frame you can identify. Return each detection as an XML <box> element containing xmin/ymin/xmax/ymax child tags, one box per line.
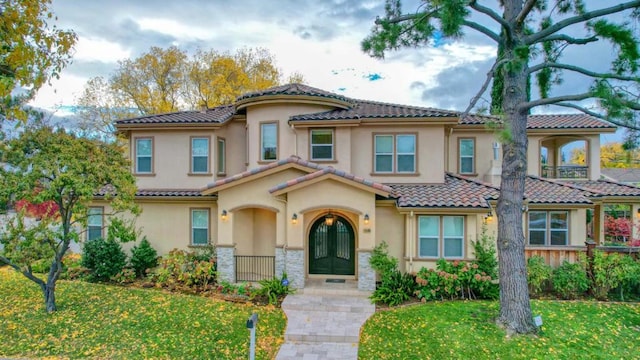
<box><xmin>217</xmin><ymin>137</ymin><xmax>226</xmax><ymax>175</ymax></box>
<box><xmin>135</xmin><ymin>138</ymin><xmax>153</xmax><ymax>174</ymax></box>
<box><xmin>459</xmin><ymin>138</ymin><xmax>475</xmax><ymax>174</ymax></box>
<box><xmin>191</xmin><ymin>209</ymin><xmax>210</xmax><ymax>246</ymax></box>
<box><xmin>260</xmin><ymin>122</ymin><xmax>278</xmax><ymax>161</ymax></box>
<box><xmin>528</xmin><ymin>211</ymin><xmax>569</xmax><ymax>246</ymax></box>
<box><xmin>310</xmin><ymin>129</ymin><xmax>334</xmax><ymax>161</ymax></box>
<box><xmin>418</xmin><ymin>215</ymin><xmax>465</xmax><ymax>259</ymax></box>
<box><xmin>374</xmin><ymin>134</ymin><xmax>416</xmax><ymax>173</ymax></box>
<box><xmin>191</xmin><ymin>137</ymin><xmax>209</xmax><ymax>174</ymax></box>
<box><xmin>87</xmin><ymin>207</ymin><xmax>103</xmax><ymax>241</ymax></box>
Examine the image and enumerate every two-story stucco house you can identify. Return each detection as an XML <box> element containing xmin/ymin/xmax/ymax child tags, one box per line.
<box><xmin>96</xmin><ymin>83</ymin><xmax>640</xmax><ymax>291</ymax></box>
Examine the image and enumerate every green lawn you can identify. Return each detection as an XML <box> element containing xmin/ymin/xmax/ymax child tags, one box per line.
<box><xmin>0</xmin><ymin>267</ymin><xmax>286</xmax><ymax>359</ymax></box>
<box><xmin>360</xmin><ymin>300</ymin><xmax>640</xmax><ymax>359</ymax></box>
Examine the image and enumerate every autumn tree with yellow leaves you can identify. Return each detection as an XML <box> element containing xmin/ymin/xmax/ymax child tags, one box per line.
<box><xmin>0</xmin><ymin>0</ymin><xmax>76</xmax><ymax>120</ymax></box>
<box><xmin>76</xmin><ymin>46</ymin><xmax>303</xmax><ymax>139</ymax></box>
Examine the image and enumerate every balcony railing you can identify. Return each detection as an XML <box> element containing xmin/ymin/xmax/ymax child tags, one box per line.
<box><xmin>541</xmin><ymin>165</ymin><xmax>588</xmax><ymax>179</ymax></box>
<box><xmin>235</xmin><ymin>255</ymin><xmax>275</xmax><ymax>282</ymax></box>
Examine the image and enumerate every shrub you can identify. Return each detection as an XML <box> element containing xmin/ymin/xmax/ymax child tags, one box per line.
<box><xmin>472</xmin><ymin>227</ymin><xmax>498</xmax><ymax>279</ymax></box>
<box><xmin>590</xmin><ymin>250</ymin><xmax>640</xmax><ymax>300</ymax></box>
<box><xmin>371</xmin><ymin>270</ymin><xmax>416</xmax><ymax>306</ymax></box>
<box><xmin>130</xmin><ymin>237</ymin><xmax>158</xmax><ymax>277</ymax></box>
<box><xmin>30</xmin><ymin>258</ymin><xmax>50</xmax><ymax>273</ymax></box>
<box><xmin>370</xmin><ymin>241</ymin><xmax>398</xmax><ymax>276</ymax></box>
<box><xmin>615</xmin><ymin>255</ymin><xmax>640</xmax><ymax>300</ymax></box>
<box><xmin>150</xmin><ymin>249</ymin><xmax>217</xmax><ymax>291</ymax></box>
<box><xmin>552</xmin><ymin>261</ymin><xmax>589</xmax><ymax>299</ymax></box>
<box><xmin>81</xmin><ymin>238</ymin><xmax>127</xmax><ymax>282</ymax></box>
<box><xmin>527</xmin><ymin>256</ymin><xmax>552</xmax><ymax>297</ymax></box>
<box><xmin>111</xmin><ymin>267</ymin><xmax>136</xmax><ymax>284</ymax></box>
<box><xmin>415</xmin><ymin>259</ymin><xmax>496</xmax><ymax>301</ymax></box>
<box><xmin>252</xmin><ymin>273</ymin><xmax>293</xmax><ymax>305</ymax></box>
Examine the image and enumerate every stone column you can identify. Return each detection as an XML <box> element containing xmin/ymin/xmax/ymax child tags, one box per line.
<box><xmin>358</xmin><ymin>250</ymin><xmax>375</xmax><ymax>291</ymax></box>
<box><xmin>275</xmin><ymin>246</ymin><xmax>285</xmax><ymax>279</ymax></box>
<box><xmin>284</xmin><ymin>248</ymin><xmax>305</xmax><ymax>289</ymax></box>
<box><xmin>216</xmin><ymin>245</ymin><xmax>235</xmax><ymax>283</ymax></box>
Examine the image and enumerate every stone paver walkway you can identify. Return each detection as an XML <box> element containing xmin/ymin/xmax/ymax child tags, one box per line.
<box><xmin>275</xmin><ymin>280</ymin><xmax>375</xmax><ymax>360</ymax></box>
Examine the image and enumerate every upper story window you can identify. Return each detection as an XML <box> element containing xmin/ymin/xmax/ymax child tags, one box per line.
<box><xmin>217</xmin><ymin>137</ymin><xmax>226</xmax><ymax>175</ymax></box>
<box><xmin>261</xmin><ymin>122</ymin><xmax>277</xmax><ymax>162</ymax></box>
<box><xmin>528</xmin><ymin>211</ymin><xmax>568</xmax><ymax>246</ymax></box>
<box><xmin>135</xmin><ymin>138</ymin><xmax>153</xmax><ymax>174</ymax></box>
<box><xmin>87</xmin><ymin>207</ymin><xmax>103</xmax><ymax>241</ymax></box>
<box><xmin>311</xmin><ymin>129</ymin><xmax>334</xmax><ymax>161</ymax></box>
<box><xmin>374</xmin><ymin>134</ymin><xmax>416</xmax><ymax>173</ymax></box>
<box><xmin>191</xmin><ymin>137</ymin><xmax>210</xmax><ymax>174</ymax></box>
<box><xmin>418</xmin><ymin>215</ymin><xmax>464</xmax><ymax>259</ymax></box>
<box><xmin>191</xmin><ymin>208</ymin><xmax>209</xmax><ymax>246</ymax></box>
<box><xmin>459</xmin><ymin>138</ymin><xmax>475</xmax><ymax>174</ymax></box>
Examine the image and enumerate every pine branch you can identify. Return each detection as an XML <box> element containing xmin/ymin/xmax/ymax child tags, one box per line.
<box><xmin>460</xmin><ymin>19</ymin><xmax>500</xmax><ymax>42</ymax></box>
<box><xmin>469</xmin><ymin>1</ymin><xmax>511</xmax><ymax>32</ymax></box>
<box><xmin>527</xmin><ymin>62</ymin><xmax>640</xmax><ymax>81</ymax></box>
<box><xmin>554</xmin><ymin>102</ymin><xmax>640</xmax><ymax>130</ymax></box>
<box><xmin>525</xmin><ymin>1</ymin><xmax>640</xmax><ymax>45</ymax></box>
<box><xmin>518</xmin><ymin>92</ymin><xmax>593</xmax><ymax>110</ymax></box>
<box><xmin>515</xmin><ymin>0</ymin><xmax>538</xmax><ymax>25</ymax></box>
<box><xmin>535</xmin><ymin>34</ymin><xmax>599</xmax><ymax>45</ymax></box>
<box><xmin>463</xmin><ymin>58</ymin><xmax>510</xmax><ymax>117</ymax></box>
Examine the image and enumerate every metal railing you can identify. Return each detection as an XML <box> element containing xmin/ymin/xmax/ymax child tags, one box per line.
<box><xmin>541</xmin><ymin>165</ymin><xmax>588</xmax><ymax>179</ymax></box>
<box><xmin>235</xmin><ymin>255</ymin><xmax>275</xmax><ymax>282</ymax></box>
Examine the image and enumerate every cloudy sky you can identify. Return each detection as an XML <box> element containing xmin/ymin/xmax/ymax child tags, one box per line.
<box><xmin>29</xmin><ymin>0</ymin><xmax>631</xmax><ymax>143</ymax></box>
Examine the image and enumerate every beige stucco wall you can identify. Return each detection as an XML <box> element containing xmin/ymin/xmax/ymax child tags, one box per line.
<box><xmin>245</xmin><ymin>103</ymin><xmax>335</xmax><ymax>169</ymax></box>
<box><xmin>214</xmin><ymin>119</ymin><xmax>247</xmax><ymax>177</ymax></box>
<box><xmin>350</xmin><ymin>125</ymin><xmax>445</xmax><ymax>183</ymax></box>
<box><xmin>528</xmin><ymin>134</ymin><xmax>601</xmax><ymax>180</ymax></box>
<box><xmin>447</xmin><ymin>130</ymin><xmax>501</xmax><ymax>181</ymax></box>
<box><xmin>234</xmin><ymin>208</ymin><xmax>276</xmax><ymax>256</ymax></box>
<box><xmin>295</xmin><ymin>127</ymin><xmax>353</xmax><ymax>171</ymax></box>
<box><xmin>375</xmin><ymin>205</ymin><xmax>405</xmax><ymax>270</ymax></box>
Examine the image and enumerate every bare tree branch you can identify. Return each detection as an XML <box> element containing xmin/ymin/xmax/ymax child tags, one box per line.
<box><xmin>469</xmin><ymin>1</ymin><xmax>511</xmax><ymax>32</ymax></box>
<box><xmin>459</xmin><ymin>19</ymin><xmax>500</xmax><ymax>42</ymax></box>
<box><xmin>515</xmin><ymin>0</ymin><xmax>538</xmax><ymax>25</ymax></box>
<box><xmin>535</xmin><ymin>34</ymin><xmax>598</xmax><ymax>45</ymax></box>
<box><xmin>463</xmin><ymin>58</ymin><xmax>510</xmax><ymax>117</ymax></box>
<box><xmin>518</xmin><ymin>92</ymin><xmax>593</xmax><ymax>110</ymax></box>
<box><xmin>527</xmin><ymin>62</ymin><xmax>640</xmax><ymax>81</ymax></box>
<box><xmin>525</xmin><ymin>1</ymin><xmax>640</xmax><ymax>45</ymax></box>
<box><xmin>554</xmin><ymin>102</ymin><xmax>640</xmax><ymax>130</ymax></box>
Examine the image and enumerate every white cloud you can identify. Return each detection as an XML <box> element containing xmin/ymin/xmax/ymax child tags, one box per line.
<box><xmin>73</xmin><ymin>37</ymin><xmax>131</xmax><ymax>63</ymax></box>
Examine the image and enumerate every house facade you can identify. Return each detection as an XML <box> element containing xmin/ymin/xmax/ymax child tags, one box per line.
<box><xmin>99</xmin><ymin>84</ymin><xmax>640</xmax><ymax>290</ymax></box>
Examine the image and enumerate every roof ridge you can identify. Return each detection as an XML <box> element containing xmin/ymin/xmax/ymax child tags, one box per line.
<box><xmin>445</xmin><ymin>172</ymin><xmax>501</xmax><ymax>190</ymax></box>
<box><xmin>350</xmin><ymin>98</ymin><xmax>455</xmax><ymax>112</ymax></box>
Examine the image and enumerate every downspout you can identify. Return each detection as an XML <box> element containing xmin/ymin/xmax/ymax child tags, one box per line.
<box><xmin>290</xmin><ymin>123</ymin><xmax>297</xmax><ymax>156</ymax></box>
<box><xmin>409</xmin><ymin>210</ymin><xmax>414</xmax><ymax>273</ymax></box>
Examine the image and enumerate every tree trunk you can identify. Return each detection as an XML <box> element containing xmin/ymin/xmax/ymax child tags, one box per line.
<box><xmin>44</xmin><ymin>281</ymin><xmax>57</xmax><ymax>313</ymax></box>
<box><xmin>495</xmin><ymin>0</ymin><xmax>537</xmax><ymax>336</ymax></box>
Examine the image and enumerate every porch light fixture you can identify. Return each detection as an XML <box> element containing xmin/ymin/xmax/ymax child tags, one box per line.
<box><xmin>637</xmin><ymin>209</ymin><xmax>640</xmax><ymax>218</ymax></box>
<box><xmin>291</xmin><ymin>213</ymin><xmax>298</xmax><ymax>224</ymax></box>
<box><xmin>485</xmin><ymin>210</ymin><xmax>493</xmax><ymax>222</ymax></box>
<box><xmin>364</xmin><ymin>214</ymin><xmax>370</xmax><ymax>225</ymax></box>
<box><xmin>325</xmin><ymin>212</ymin><xmax>336</xmax><ymax>226</ymax></box>
<box><xmin>221</xmin><ymin>209</ymin><xmax>228</xmax><ymax>221</ymax></box>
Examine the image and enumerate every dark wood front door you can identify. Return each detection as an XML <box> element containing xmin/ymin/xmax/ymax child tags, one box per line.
<box><xmin>309</xmin><ymin>215</ymin><xmax>355</xmax><ymax>275</ymax></box>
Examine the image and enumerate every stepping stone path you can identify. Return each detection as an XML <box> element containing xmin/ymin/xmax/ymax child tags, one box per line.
<box><xmin>276</xmin><ymin>285</ymin><xmax>375</xmax><ymax>360</ymax></box>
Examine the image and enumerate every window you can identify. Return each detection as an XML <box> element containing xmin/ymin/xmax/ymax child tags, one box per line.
<box><xmin>261</xmin><ymin>122</ymin><xmax>277</xmax><ymax>161</ymax></box>
<box><xmin>191</xmin><ymin>209</ymin><xmax>209</xmax><ymax>246</ymax></box>
<box><xmin>418</xmin><ymin>216</ymin><xmax>464</xmax><ymax>258</ymax></box>
<box><xmin>528</xmin><ymin>211</ymin><xmax>568</xmax><ymax>246</ymax></box>
<box><xmin>217</xmin><ymin>138</ymin><xmax>226</xmax><ymax>175</ymax></box>
<box><xmin>459</xmin><ymin>138</ymin><xmax>475</xmax><ymax>174</ymax></box>
<box><xmin>87</xmin><ymin>207</ymin><xmax>103</xmax><ymax>241</ymax></box>
<box><xmin>191</xmin><ymin>137</ymin><xmax>209</xmax><ymax>173</ymax></box>
<box><xmin>135</xmin><ymin>138</ymin><xmax>153</xmax><ymax>173</ymax></box>
<box><xmin>374</xmin><ymin>134</ymin><xmax>416</xmax><ymax>173</ymax></box>
<box><xmin>311</xmin><ymin>129</ymin><xmax>334</xmax><ymax>160</ymax></box>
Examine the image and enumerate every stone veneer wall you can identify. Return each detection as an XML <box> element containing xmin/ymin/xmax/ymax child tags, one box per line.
<box><xmin>216</xmin><ymin>246</ymin><xmax>235</xmax><ymax>283</ymax></box>
<box><xmin>285</xmin><ymin>249</ymin><xmax>305</xmax><ymax>289</ymax></box>
<box><xmin>358</xmin><ymin>251</ymin><xmax>375</xmax><ymax>291</ymax></box>
<box><xmin>275</xmin><ymin>247</ymin><xmax>285</xmax><ymax>278</ymax></box>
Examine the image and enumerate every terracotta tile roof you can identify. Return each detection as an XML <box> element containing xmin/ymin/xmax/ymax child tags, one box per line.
<box><xmin>96</xmin><ymin>187</ymin><xmax>212</xmax><ymax>197</ymax></box>
<box><xmin>116</xmin><ymin>105</ymin><xmax>235</xmax><ymax>125</ymax></box>
<box><xmin>561</xmin><ymin>179</ymin><xmax>640</xmax><ymax>197</ymax></box>
<box><xmin>236</xmin><ymin>83</ymin><xmax>349</xmax><ymax>103</ymax></box>
<box><xmin>388</xmin><ymin>174</ymin><xmax>499</xmax><ymax>208</ymax></box>
<box><xmin>204</xmin><ymin>155</ymin><xmax>323</xmax><ymax>191</ymax></box>
<box><xmin>524</xmin><ymin>176</ymin><xmax>592</xmax><ymax>204</ymax></box>
<box><xmin>269</xmin><ymin>166</ymin><xmax>393</xmax><ymax>194</ymax></box>
<box><xmin>459</xmin><ymin>113</ymin><xmax>615</xmax><ymax>130</ymax></box>
<box><xmin>290</xmin><ymin>99</ymin><xmax>458</xmax><ymax>121</ymax></box>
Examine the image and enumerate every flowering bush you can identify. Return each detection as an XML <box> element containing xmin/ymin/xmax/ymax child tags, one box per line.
<box><xmin>149</xmin><ymin>249</ymin><xmax>217</xmax><ymax>291</ymax></box>
<box><xmin>415</xmin><ymin>259</ymin><xmax>497</xmax><ymax>301</ymax></box>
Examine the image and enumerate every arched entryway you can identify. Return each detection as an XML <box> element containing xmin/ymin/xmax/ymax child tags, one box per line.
<box><xmin>308</xmin><ymin>214</ymin><xmax>355</xmax><ymax>275</ymax></box>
